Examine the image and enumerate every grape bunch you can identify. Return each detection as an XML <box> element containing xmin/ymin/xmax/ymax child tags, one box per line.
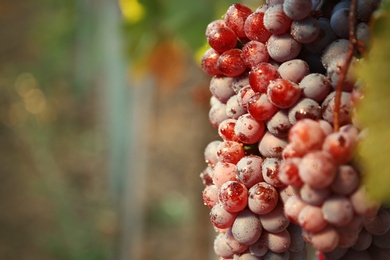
<box><xmin>199</xmin><ymin>0</ymin><xmax>387</xmax><ymax>259</ymax></box>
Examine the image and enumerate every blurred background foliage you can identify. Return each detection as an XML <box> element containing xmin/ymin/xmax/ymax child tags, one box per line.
<box><xmin>1</xmin><ymin>0</ymin><xmax>390</xmax><ymax>260</ymax></box>
<box><xmin>0</xmin><ymin>0</ymin><xmax>242</xmax><ymax>260</ymax></box>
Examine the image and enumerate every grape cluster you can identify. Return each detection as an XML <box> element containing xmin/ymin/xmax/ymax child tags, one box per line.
<box><xmin>199</xmin><ymin>0</ymin><xmax>386</xmax><ymax>259</ymax></box>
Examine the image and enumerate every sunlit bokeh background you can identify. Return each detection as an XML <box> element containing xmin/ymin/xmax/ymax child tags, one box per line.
<box><xmin>0</xmin><ymin>0</ymin><xmax>265</xmax><ymax>259</ymax></box>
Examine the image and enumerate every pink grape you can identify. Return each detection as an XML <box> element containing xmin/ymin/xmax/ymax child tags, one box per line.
<box><xmin>219</xmin><ymin>181</ymin><xmax>249</xmax><ymax>213</ymax></box>
<box><xmin>236</xmin><ymin>155</ymin><xmax>264</xmax><ymax>188</ymax></box>
<box><xmin>202</xmin><ymin>184</ymin><xmax>219</xmax><ymax>208</ymax></box>
<box><xmin>210</xmin><ymin>202</ymin><xmax>238</xmax><ymax>229</ymax></box>
<box><xmin>248</xmin><ymin>182</ymin><xmax>279</xmax><ymax>215</ymax></box>
<box><xmin>212</xmin><ymin>161</ymin><xmax>237</xmax><ymax>188</ymax></box>
<box><xmin>217</xmin><ymin>140</ymin><xmax>245</xmax><ymax>165</ymax></box>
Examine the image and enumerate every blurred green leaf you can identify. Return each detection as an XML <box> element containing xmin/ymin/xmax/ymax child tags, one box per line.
<box><xmin>123</xmin><ymin>0</ymin><xmax>237</xmax><ymax>66</ymax></box>
<box><xmin>356</xmin><ymin>8</ymin><xmax>390</xmax><ymax>202</ymax></box>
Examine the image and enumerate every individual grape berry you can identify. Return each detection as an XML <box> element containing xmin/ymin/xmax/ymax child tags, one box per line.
<box><xmin>267</xmin><ymin>78</ymin><xmax>302</xmax><ymax>109</ymax></box>
<box><xmin>203</xmin><ymin>184</ymin><xmax>219</xmax><ymax>208</ymax></box>
<box><xmin>219</xmin><ymin>181</ymin><xmax>249</xmax><ymax>213</ymax></box>
<box><xmin>322</xmin><ymin>131</ymin><xmax>356</xmax><ymax>165</ymax></box>
<box><xmin>213</xmin><ymin>232</ymin><xmax>235</xmax><ymax>258</ymax></box>
<box><xmin>248</xmin><ymin>182</ymin><xmax>279</xmax><ymax>215</ymax></box>
<box><xmin>212</xmin><ymin>161</ymin><xmax>237</xmax><ymax>188</ymax></box>
<box><xmin>337</xmin><ymin>230</ymin><xmax>360</xmax><ymax>248</ymax></box>
<box><xmin>260</xmin><ymin>229</ymin><xmax>291</xmax><ymax>253</ymax></box>
<box><xmin>237</xmin><ymin>85</ymin><xmax>256</xmax><ymax>109</ymax></box>
<box><xmin>290</xmin><ymin>16</ymin><xmax>320</xmax><ymax>44</ymax></box>
<box><xmin>363</xmin><ymin>208</ymin><xmax>390</xmax><ymax>236</ymax></box>
<box><xmin>287</xmin><ymin>223</ymin><xmax>306</xmax><ymax>252</ymax></box>
<box><xmin>300</xmin><ymin>183</ymin><xmax>330</xmax><ymax>206</ymax></box>
<box><xmin>206</xmin><ymin>19</ymin><xmax>228</xmax><ymax>36</ymax></box>
<box><xmin>298</xmin><ymin>204</ymin><xmax>328</xmax><ymax>232</ymax></box>
<box><xmin>330</xmin><ymin>8</ymin><xmax>350</xmax><ymax>39</ymax></box>
<box><xmin>210</xmin><ymin>202</ymin><xmax>238</xmax><ymax>229</ymax></box>
<box><xmin>226</xmin><ymin>94</ymin><xmax>247</xmax><ymax>119</ymax></box>
<box><xmin>258</xmin><ymin>131</ymin><xmax>288</xmax><ymax>159</ymax></box>
<box><xmin>262</xmin><ymin>157</ymin><xmax>285</xmax><ymax>188</ymax></box>
<box><xmin>234</xmin><ymin>113</ymin><xmax>266</xmax><ymax>144</ymax></box>
<box><xmin>201</xmin><ymin>48</ymin><xmax>222</xmax><ymax>76</ymax></box>
<box><xmin>298</xmin><ymin>150</ymin><xmax>337</xmax><ymax>189</ymax></box>
<box><xmin>352</xmin><ymin>228</ymin><xmax>373</xmax><ymax>251</ymax></box>
<box><xmin>284</xmin><ymin>195</ymin><xmax>307</xmax><ymax>224</ymax></box>
<box><xmin>247</xmin><ymin>93</ymin><xmax>278</xmax><ymax>121</ymax></box>
<box><xmin>218</xmin><ymin>118</ymin><xmax>240</xmax><ymax>142</ymax></box>
<box><xmin>277</xmin><ymin>59</ymin><xmax>310</xmax><ymax>84</ymax></box>
<box><xmin>244</xmin><ymin>11</ymin><xmax>272</xmax><ymax>43</ymax></box>
<box><xmin>322</xmin><ymin>195</ymin><xmax>354</xmax><ymax>227</ymax></box>
<box><xmin>207</xmin><ymin>27</ymin><xmax>238</xmax><ymax>53</ymax></box>
<box><xmin>225</xmin><ymin>3</ymin><xmax>253</xmax><ymax>39</ymax></box>
<box><xmin>259</xmin><ymin>201</ymin><xmax>290</xmax><ymax>233</ymax></box>
<box><xmin>217</xmin><ymin>49</ymin><xmax>247</xmax><ymax>77</ymax></box>
<box><xmin>209</xmin><ymin>101</ymin><xmax>229</xmax><ymax>129</ymax></box>
<box><xmin>322</xmin><ymin>91</ymin><xmax>353</xmax><ymax>126</ymax></box>
<box><xmin>204</xmin><ymin>140</ymin><xmax>222</xmax><ymax>168</ymax></box>
<box><xmin>283</xmin><ymin>0</ymin><xmax>312</xmax><ymax>21</ymax></box>
<box><xmin>279</xmin><ymin>158</ymin><xmax>303</xmax><ymax>187</ymax></box>
<box><xmin>349</xmin><ymin>186</ymin><xmax>380</xmax><ymax>219</ymax></box>
<box><xmin>209</xmin><ymin>75</ymin><xmax>235</xmax><ymax>103</ymax></box>
<box><xmin>217</xmin><ymin>140</ymin><xmax>245</xmax><ymax>165</ymax></box>
<box><xmin>321</xmin><ymin>39</ymin><xmax>350</xmax><ymax>69</ymax></box>
<box><xmin>225</xmin><ymin>228</ymin><xmax>249</xmax><ymax>255</ymax></box>
<box><xmin>266</xmin><ymin>110</ymin><xmax>292</xmax><ymax>138</ymax></box>
<box><xmin>249</xmin><ymin>238</ymin><xmax>269</xmax><ymax>257</ymax></box>
<box><xmin>241</xmin><ymin>40</ymin><xmax>269</xmax><ymax>68</ymax></box>
<box><xmin>288</xmin><ymin>98</ymin><xmax>322</xmax><ymax>124</ymax></box>
<box><xmin>330</xmin><ymin>164</ymin><xmax>360</xmax><ymax>195</ymax></box>
<box><xmin>372</xmin><ymin>229</ymin><xmax>390</xmax><ymax>249</ymax></box>
<box><xmin>299</xmin><ymin>73</ymin><xmax>332</xmax><ymax>102</ymax></box>
<box><xmin>236</xmin><ymin>155</ymin><xmax>264</xmax><ymax>188</ymax></box>
<box><xmin>231</xmin><ymin>208</ymin><xmax>263</xmax><ymax>245</ymax></box>
<box><xmin>287</xmin><ymin>118</ymin><xmax>326</xmax><ymax>156</ymax></box>
<box><xmin>302</xmin><ymin>225</ymin><xmax>340</xmax><ymax>253</ymax></box>
<box><xmin>249</xmin><ymin>62</ymin><xmax>281</xmax><ymax>93</ymax></box>
<box><xmin>267</xmin><ymin>34</ymin><xmax>302</xmax><ymax>63</ymax></box>
<box><xmin>200</xmin><ymin>166</ymin><xmax>214</xmax><ymax>186</ymax></box>
<box><xmin>263</xmin><ymin>4</ymin><xmax>292</xmax><ymax>35</ymax></box>
<box><xmin>356</xmin><ymin>0</ymin><xmax>381</xmax><ymax>22</ymax></box>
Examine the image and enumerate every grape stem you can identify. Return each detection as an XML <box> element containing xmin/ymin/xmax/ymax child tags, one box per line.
<box><xmin>333</xmin><ymin>0</ymin><xmax>357</xmax><ymax>131</ymax></box>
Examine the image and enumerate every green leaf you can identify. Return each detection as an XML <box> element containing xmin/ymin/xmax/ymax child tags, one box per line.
<box><xmin>356</xmin><ymin>10</ymin><xmax>390</xmax><ymax>202</ymax></box>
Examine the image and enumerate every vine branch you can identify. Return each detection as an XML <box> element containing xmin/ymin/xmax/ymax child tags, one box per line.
<box><xmin>333</xmin><ymin>0</ymin><xmax>357</xmax><ymax>131</ymax></box>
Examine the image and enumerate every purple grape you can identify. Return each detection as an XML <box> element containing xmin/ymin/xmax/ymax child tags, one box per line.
<box><xmin>283</xmin><ymin>0</ymin><xmax>312</xmax><ymax>20</ymax></box>
<box><xmin>277</xmin><ymin>59</ymin><xmax>309</xmax><ymax>84</ymax></box>
<box><xmin>300</xmin><ymin>183</ymin><xmax>330</xmax><ymax>206</ymax></box>
<box><xmin>363</xmin><ymin>208</ymin><xmax>390</xmax><ymax>236</ymax></box>
<box><xmin>261</xmin><ymin>229</ymin><xmax>291</xmax><ymax>253</ymax></box>
<box><xmin>330</xmin><ymin>8</ymin><xmax>350</xmax><ymax>39</ymax></box>
<box><xmin>330</xmin><ymin>164</ymin><xmax>360</xmax><ymax>196</ymax></box>
<box><xmin>290</xmin><ymin>16</ymin><xmax>320</xmax><ymax>44</ymax></box>
<box><xmin>304</xmin><ymin>18</ymin><xmax>337</xmax><ymax>54</ymax></box>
